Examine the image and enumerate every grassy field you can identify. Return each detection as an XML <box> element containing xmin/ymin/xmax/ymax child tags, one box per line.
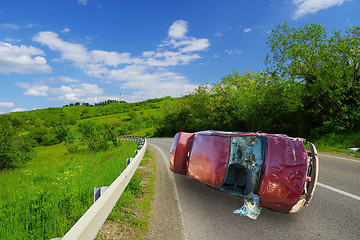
<box><xmin>0</xmin><ymin>140</ymin><xmax>139</xmax><ymax>239</ymax></box>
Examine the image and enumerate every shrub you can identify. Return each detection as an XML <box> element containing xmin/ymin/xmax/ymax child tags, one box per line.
<box><xmin>0</xmin><ymin>116</ymin><xmax>35</xmax><ymax>170</ymax></box>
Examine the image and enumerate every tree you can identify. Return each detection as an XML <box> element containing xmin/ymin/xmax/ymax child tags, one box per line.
<box><xmin>0</xmin><ymin>116</ymin><xmax>34</xmax><ymax>170</ymax></box>
<box><xmin>78</xmin><ymin>121</ymin><xmax>115</xmax><ymax>151</ymax></box>
<box><xmin>266</xmin><ymin>22</ymin><xmax>360</xmax><ymax>135</ymax></box>
<box><xmin>55</xmin><ymin>124</ymin><xmax>77</xmax><ymax>152</ymax></box>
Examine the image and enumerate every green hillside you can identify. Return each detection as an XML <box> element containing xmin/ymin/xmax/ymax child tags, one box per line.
<box><xmin>0</xmin><ymin>96</ymin><xmax>181</xmax><ymax>171</ymax></box>
<box><xmin>7</xmin><ymin>96</ymin><xmax>180</xmax><ymax>139</ymax></box>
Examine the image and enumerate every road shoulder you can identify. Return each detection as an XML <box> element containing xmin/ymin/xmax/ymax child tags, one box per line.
<box><xmin>146</xmin><ymin>145</ymin><xmax>185</xmax><ymax>240</ymax></box>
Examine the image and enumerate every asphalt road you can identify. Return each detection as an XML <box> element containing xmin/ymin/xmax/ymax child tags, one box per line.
<box><xmin>148</xmin><ymin>138</ymin><xmax>360</xmax><ymax>240</ymax></box>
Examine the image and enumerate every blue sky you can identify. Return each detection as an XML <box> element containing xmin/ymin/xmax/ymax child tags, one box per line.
<box><xmin>0</xmin><ymin>0</ymin><xmax>359</xmax><ymax>114</ymax></box>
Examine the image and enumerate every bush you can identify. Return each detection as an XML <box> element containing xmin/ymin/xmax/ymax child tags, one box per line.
<box><xmin>0</xmin><ymin>116</ymin><xmax>35</xmax><ymax>170</ymax></box>
<box><xmin>78</xmin><ymin>121</ymin><xmax>119</xmax><ymax>151</ymax></box>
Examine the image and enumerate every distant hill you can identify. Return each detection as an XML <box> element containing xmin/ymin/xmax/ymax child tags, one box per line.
<box><xmin>5</xmin><ymin>96</ymin><xmax>182</xmax><ymax>147</ymax></box>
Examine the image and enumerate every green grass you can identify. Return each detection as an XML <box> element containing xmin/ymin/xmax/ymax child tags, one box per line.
<box><xmin>312</xmin><ymin>131</ymin><xmax>360</xmax><ymax>157</ymax></box>
<box><xmin>77</xmin><ymin>113</ymin><xmax>130</xmax><ymax>126</ymax></box>
<box><xmin>0</xmin><ymin>140</ymin><xmax>139</xmax><ymax>239</ymax></box>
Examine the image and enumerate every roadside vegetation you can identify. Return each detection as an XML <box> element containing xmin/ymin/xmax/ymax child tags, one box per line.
<box><xmin>0</xmin><ymin>140</ymin><xmax>140</xmax><ymax>239</ymax></box>
<box><xmin>312</xmin><ymin>132</ymin><xmax>360</xmax><ymax>157</ymax></box>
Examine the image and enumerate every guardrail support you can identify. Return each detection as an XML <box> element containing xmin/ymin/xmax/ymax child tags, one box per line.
<box><xmin>94</xmin><ymin>186</ymin><xmax>109</xmax><ymax>203</ymax></box>
<box><xmin>126</xmin><ymin>158</ymin><xmax>133</xmax><ymax>166</ymax></box>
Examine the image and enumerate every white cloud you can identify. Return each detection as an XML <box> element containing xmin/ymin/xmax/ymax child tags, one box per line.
<box><xmin>62</xmin><ymin>28</ymin><xmax>71</xmax><ymax>33</ymax></box>
<box><xmin>0</xmin><ymin>101</ymin><xmax>15</xmax><ymax>108</ymax></box>
<box><xmin>16</xmin><ymin>80</ymin><xmax>106</xmax><ymax>103</ymax></box>
<box><xmin>142</xmin><ymin>51</ymin><xmax>155</xmax><ymax>57</ymax></box>
<box><xmin>168</xmin><ymin>20</ymin><xmax>188</xmax><ymax>39</ymax></box>
<box><xmin>225</xmin><ymin>49</ymin><xmax>242</xmax><ymax>55</ymax></box>
<box><xmin>110</xmin><ymin>65</ymin><xmax>197</xmax><ymax>101</ymax></box>
<box><xmin>180</xmin><ymin>38</ymin><xmax>210</xmax><ymax>52</ymax></box>
<box><xmin>45</xmin><ymin>76</ymin><xmax>81</xmax><ymax>84</ymax></box>
<box><xmin>16</xmin><ymin>82</ymin><xmax>50</xmax><ymax>96</ymax></box>
<box><xmin>215</xmin><ymin>32</ymin><xmax>223</xmax><ymax>37</ymax></box>
<box><xmin>162</xmin><ymin>20</ymin><xmax>210</xmax><ymax>54</ymax></box>
<box><xmin>11</xmin><ymin>108</ymin><xmax>27</xmax><ymax>112</ymax></box>
<box><xmin>30</xmin><ymin>20</ymin><xmax>208</xmax><ymax>102</ymax></box>
<box><xmin>1</xmin><ymin>23</ymin><xmax>19</xmax><ymax>29</ymax></box>
<box><xmin>25</xmin><ymin>85</ymin><xmax>50</xmax><ymax>96</ymax></box>
<box><xmin>50</xmin><ymin>83</ymin><xmax>105</xmax><ymax>103</ymax></box>
<box><xmin>51</xmin><ymin>83</ymin><xmax>103</xmax><ymax>95</ymax></box>
<box><xmin>1</xmin><ymin>23</ymin><xmax>41</xmax><ymax>30</ymax></box>
<box><xmin>84</xmin><ymin>63</ymin><xmax>110</xmax><ymax>78</ymax></box>
<box><xmin>109</xmin><ymin>64</ymin><xmax>151</xmax><ymax>82</ymax></box>
<box><xmin>145</xmin><ymin>51</ymin><xmax>201</xmax><ymax>67</ymax></box>
<box><xmin>244</xmin><ymin>28</ymin><xmax>252</xmax><ymax>33</ymax></box>
<box><xmin>293</xmin><ymin>0</ymin><xmax>349</xmax><ymax>19</ymax></box>
<box><xmin>33</xmin><ymin>31</ymin><xmax>90</xmax><ymax>66</ymax></box>
<box><xmin>25</xmin><ymin>23</ymin><xmax>41</xmax><ymax>29</ymax></box>
<box><xmin>0</xmin><ymin>42</ymin><xmax>52</xmax><ymax>74</ymax></box>
<box><xmin>77</xmin><ymin>0</ymin><xmax>87</xmax><ymax>5</ymax></box>
<box><xmin>3</xmin><ymin>38</ymin><xmax>21</xmax><ymax>42</ymax></box>
<box><xmin>33</xmin><ymin>20</ymin><xmax>208</xmax><ymax>74</ymax></box>
<box><xmin>90</xmin><ymin>50</ymin><xmax>135</xmax><ymax>67</ymax></box>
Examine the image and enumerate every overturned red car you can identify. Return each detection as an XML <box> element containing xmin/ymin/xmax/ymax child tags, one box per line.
<box><xmin>170</xmin><ymin>131</ymin><xmax>319</xmax><ymax>214</ymax></box>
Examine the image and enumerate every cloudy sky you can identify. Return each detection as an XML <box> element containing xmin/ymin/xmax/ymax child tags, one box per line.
<box><xmin>0</xmin><ymin>0</ymin><xmax>359</xmax><ymax>113</ymax></box>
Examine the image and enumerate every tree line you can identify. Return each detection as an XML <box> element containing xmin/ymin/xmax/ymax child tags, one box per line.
<box><xmin>63</xmin><ymin>99</ymin><xmax>126</xmax><ymax>107</ymax></box>
<box><xmin>157</xmin><ymin>23</ymin><xmax>360</xmax><ymax>139</ymax></box>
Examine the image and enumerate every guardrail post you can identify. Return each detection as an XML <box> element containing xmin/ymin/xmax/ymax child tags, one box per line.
<box><xmin>94</xmin><ymin>186</ymin><xmax>109</xmax><ymax>203</ymax></box>
<box><xmin>126</xmin><ymin>158</ymin><xmax>133</xmax><ymax>166</ymax></box>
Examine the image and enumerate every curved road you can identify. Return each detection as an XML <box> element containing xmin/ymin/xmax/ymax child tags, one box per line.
<box><xmin>148</xmin><ymin>138</ymin><xmax>360</xmax><ymax>240</ymax></box>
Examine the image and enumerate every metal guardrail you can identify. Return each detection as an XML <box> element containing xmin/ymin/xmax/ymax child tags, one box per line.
<box><xmin>55</xmin><ymin>136</ymin><xmax>147</xmax><ymax>240</ymax></box>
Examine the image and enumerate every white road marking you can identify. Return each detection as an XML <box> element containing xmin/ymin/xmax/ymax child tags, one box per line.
<box><xmin>148</xmin><ymin>142</ymin><xmax>188</xmax><ymax>240</ymax></box>
<box><xmin>318</xmin><ymin>154</ymin><xmax>360</xmax><ymax>163</ymax></box>
<box><xmin>317</xmin><ymin>182</ymin><xmax>360</xmax><ymax>201</ymax></box>
<box><xmin>148</xmin><ymin>143</ymin><xmax>170</xmax><ymax>169</ymax></box>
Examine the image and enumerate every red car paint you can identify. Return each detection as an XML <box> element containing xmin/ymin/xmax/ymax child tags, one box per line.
<box><xmin>169</xmin><ymin>131</ymin><xmax>318</xmax><ymax>214</ymax></box>
<box><xmin>257</xmin><ymin>135</ymin><xmax>308</xmax><ymax>213</ymax></box>
<box><xmin>187</xmin><ymin>134</ymin><xmax>230</xmax><ymax>188</ymax></box>
<box><xmin>170</xmin><ymin>132</ymin><xmax>194</xmax><ymax>175</ymax></box>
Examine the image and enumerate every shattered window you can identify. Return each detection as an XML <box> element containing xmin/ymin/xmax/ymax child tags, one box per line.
<box><xmin>223</xmin><ymin>136</ymin><xmax>265</xmax><ymax>197</ymax></box>
<box><xmin>226</xmin><ymin>136</ymin><xmax>266</xmax><ymax>219</ymax></box>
